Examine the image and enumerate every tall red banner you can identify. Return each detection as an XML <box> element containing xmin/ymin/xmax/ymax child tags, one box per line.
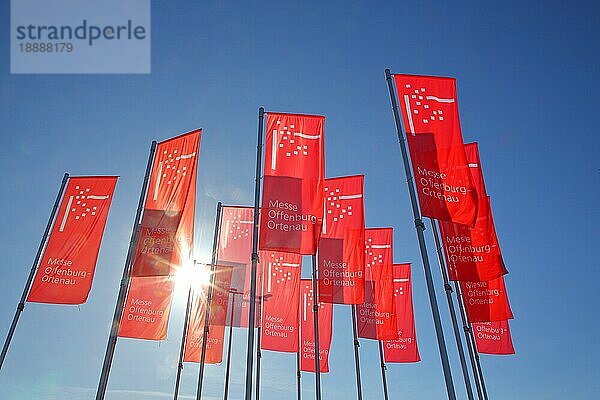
<box><xmin>118</xmin><ymin>276</ymin><xmax>175</xmax><ymax>340</ymax></box>
<box><xmin>260</xmin><ymin>113</ymin><xmax>325</xmax><ymax>255</ymax></box>
<box><xmin>357</xmin><ymin>228</ymin><xmax>397</xmax><ymax>340</ymax></box>
<box><xmin>184</xmin><ymin>264</ymin><xmax>232</xmax><ymax>363</ymax></box>
<box><xmin>461</xmin><ymin>277</ymin><xmax>513</xmax><ymax>323</ymax></box>
<box><xmin>394</xmin><ymin>74</ymin><xmax>478</xmax><ymax>227</ymax></box>
<box><xmin>439</xmin><ymin>197</ymin><xmax>508</xmax><ymax>281</ymax></box>
<box><xmin>131</xmin><ymin>130</ymin><xmax>201</xmax><ymax>277</ymax></box>
<box><xmin>384</xmin><ymin>263</ymin><xmax>420</xmax><ymax>363</ymax></box>
<box><xmin>260</xmin><ymin>251</ymin><xmax>301</xmax><ymax>352</ymax></box>
<box><xmin>464</xmin><ymin>142</ymin><xmax>487</xmax><ymax>198</ymax></box>
<box><xmin>318</xmin><ymin>175</ymin><xmax>365</xmax><ymax>304</ymax></box>
<box><xmin>300</xmin><ymin>279</ymin><xmax>333</xmax><ymax>373</ymax></box>
<box><xmin>28</xmin><ymin>176</ymin><xmax>117</xmax><ymax>304</ymax></box>
<box><xmin>473</xmin><ymin>320</ymin><xmax>515</xmax><ymax>355</ymax></box>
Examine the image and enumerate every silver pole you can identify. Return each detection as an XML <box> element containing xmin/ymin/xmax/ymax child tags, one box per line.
<box><xmin>384</xmin><ymin>68</ymin><xmax>456</xmax><ymax>400</ymax></box>
<box><xmin>430</xmin><ymin>219</ymin><xmax>475</xmax><ymax>400</ymax></box>
<box><xmin>96</xmin><ymin>141</ymin><xmax>157</xmax><ymax>400</ymax></box>
<box><xmin>0</xmin><ymin>172</ymin><xmax>69</xmax><ymax>370</ymax></box>
<box><xmin>311</xmin><ymin>255</ymin><xmax>322</xmax><ymax>400</ymax></box>
<box><xmin>196</xmin><ymin>201</ymin><xmax>223</xmax><ymax>399</ymax></box>
<box><xmin>174</xmin><ymin>272</ymin><xmax>195</xmax><ymax>400</ymax></box>
<box><xmin>378</xmin><ymin>341</ymin><xmax>389</xmax><ymax>400</ymax></box>
<box><xmin>223</xmin><ymin>291</ymin><xmax>237</xmax><ymax>400</ymax></box>
<box><xmin>351</xmin><ymin>305</ymin><xmax>363</xmax><ymax>400</ymax></box>
<box><xmin>245</xmin><ymin>107</ymin><xmax>265</xmax><ymax>400</ymax></box>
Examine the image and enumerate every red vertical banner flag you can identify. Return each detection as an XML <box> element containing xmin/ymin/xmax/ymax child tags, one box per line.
<box><xmin>28</xmin><ymin>176</ymin><xmax>117</xmax><ymax>304</ymax></box>
<box><xmin>300</xmin><ymin>279</ymin><xmax>333</xmax><ymax>373</ymax></box>
<box><xmin>439</xmin><ymin>197</ymin><xmax>508</xmax><ymax>281</ymax></box>
<box><xmin>318</xmin><ymin>175</ymin><xmax>365</xmax><ymax>304</ymax></box>
<box><xmin>394</xmin><ymin>74</ymin><xmax>478</xmax><ymax>227</ymax></box>
<box><xmin>460</xmin><ymin>277</ymin><xmax>513</xmax><ymax>323</ymax></box>
<box><xmin>357</xmin><ymin>228</ymin><xmax>397</xmax><ymax>340</ymax></box>
<box><xmin>260</xmin><ymin>113</ymin><xmax>325</xmax><ymax>255</ymax></box>
<box><xmin>260</xmin><ymin>251</ymin><xmax>301</xmax><ymax>352</ymax></box>
<box><xmin>464</xmin><ymin>142</ymin><xmax>487</xmax><ymax>198</ymax></box>
<box><xmin>473</xmin><ymin>320</ymin><xmax>515</xmax><ymax>355</ymax></box>
<box><xmin>131</xmin><ymin>130</ymin><xmax>201</xmax><ymax>277</ymax></box>
<box><xmin>384</xmin><ymin>263</ymin><xmax>420</xmax><ymax>363</ymax></box>
<box><xmin>117</xmin><ymin>276</ymin><xmax>175</xmax><ymax>340</ymax></box>
<box><xmin>183</xmin><ymin>264</ymin><xmax>232</xmax><ymax>363</ymax></box>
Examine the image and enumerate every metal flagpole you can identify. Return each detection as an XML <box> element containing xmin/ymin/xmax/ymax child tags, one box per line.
<box><xmin>351</xmin><ymin>306</ymin><xmax>364</xmax><ymax>400</ymax></box>
<box><xmin>196</xmin><ymin>201</ymin><xmax>223</xmax><ymax>400</ymax></box>
<box><xmin>223</xmin><ymin>290</ymin><xmax>237</xmax><ymax>400</ymax></box>
<box><xmin>384</xmin><ymin>68</ymin><xmax>457</xmax><ymax>400</ymax></box>
<box><xmin>245</xmin><ymin>107</ymin><xmax>265</xmax><ymax>400</ymax></box>
<box><xmin>430</xmin><ymin>219</ymin><xmax>475</xmax><ymax>400</ymax></box>
<box><xmin>377</xmin><ymin>341</ymin><xmax>390</xmax><ymax>400</ymax></box>
<box><xmin>96</xmin><ymin>142</ymin><xmax>157</xmax><ymax>400</ymax></box>
<box><xmin>256</xmin><ymin>295</ymin><xmax>263</xmax><ymax>400</ymax></box>
<box><xmin>174</xmin><ymin>275</ymin><xmax>195</xmax><ymax>400</ymax></box>
<box><xmin>311</xmin><ymin>255</ymin><xmax>322</xmax><ymax>400</ymax></box>
<box><xmin>455</xmin><ymin>282</ymin><xmax>489</xmax><ymax>400</ymax></box>
<box><xmin>297</xmin><ymin>323</ymin><xmax>302</xmax><ymax>400</ymax></box>
<box><xmin>0</xmin><ymin>172</ymin><xmax>69</xmax><ymax>370</ymax></box>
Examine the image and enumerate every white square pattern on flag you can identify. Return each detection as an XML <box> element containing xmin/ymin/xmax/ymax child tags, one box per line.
<box><xmin>228</xmin><ymin>212</ymin><xmax>252</xmax><ymax>241</ymax></box>
<box><xmin>271</xmin><ymin>120</ymin><xmax>321</xmax><ymax>171</ymax></box>
<box><xmin>266</xmin><ymin>253</ymin><xmax>299</xmax><ymax>293</ymax></box>
<box><xmin>402</xmin><ymin>83</ymin><xmax>455</xmax><ymax>134</ymax></box>
<box><xmin>365</xmin><ymin>237</ymin><xmax>391</xmax><ymax>269</ymax></box>
<box><xmin>59</xmin><ymin>185</ymin><xmax>110</xmax><ymax>232</ymax></box>
<box><xmin>322</xmin><ymin>184</ymin><xmax>362</xmax><ymax>235</ymax></box>
<box><xmin>302</xmin><ymin>283</ymin><xmax>326</xmax><ymax>321</ymax></box>
<box><xmin>153</xmin><ymin>148</ymin><xmax>196</xmax><ymax>201</ymax></box>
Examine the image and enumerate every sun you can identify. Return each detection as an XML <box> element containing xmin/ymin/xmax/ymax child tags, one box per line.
<box><xmin>174</xmin><ymin>260</ymin><xmax>213</xmax><ymax>296</ymax></box>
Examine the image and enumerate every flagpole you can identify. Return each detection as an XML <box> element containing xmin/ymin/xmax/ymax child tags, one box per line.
<box><xmin>297</xmin><ymin>323</ymin><xmax>302</xmax><ymax>400</ymax></box>
<box><xmin>452</xmin><ymin>279</ymin><xmax>484</xmax><ymax>400</ymax></box>
<box><xmin>430</xmin><ymin>219</ymin><xmax>475</xmax><ymax>400</ymax></box>
<box><xmin>256</xmin><ymin>297</ymin><xmax>263</xmax><ymax>400</ymax></box>
<box><xmin>223</xmin><ymin>290</ymin><xmax>237</xmax><ymax>400</ymax></box>
<box><xmin>384</xmin><ymin>68</ymin><xmax>457</xmax><ymax>400</ymax></box>
<box><xmin>196</xmin><ymin>201</ymin><xmax>223</xmax><ymax>400</ymax></box>
<box><xmin>377</xmin><ymin>341</ymin><xmax>390</xmax><ymax>400</ymax></box>
<box><xmin>0</xmin><ymin>172</ymin><xmax>69</xmax><ymax>370</ymax></box>
<box><xmin>311</xmin><ymin>254</ymin><xmax>322</xmax><ymax>400</ymax></box>
<box><xmin>95</xmin><ymin>142</ymin><xmax>157</xmax><ymax>400</ymax></box>
<box><xmin>455</xmin><ymin>282</ymin><xmax>489</xmax><ymax>400</ymax></box>
<box><xmin>350</xmin><ymin>306</ymin><xmax>364</xmax><ymax>400</ymax></box>
<box><xmin>174</xmin><ymin>266</ymin><xmax>196</xmax><ymax>400</ymax></box>
<box><xmin>245</xmin><ymin>106</ymin><xmax>265</xmax><ymax>400</ymax></box>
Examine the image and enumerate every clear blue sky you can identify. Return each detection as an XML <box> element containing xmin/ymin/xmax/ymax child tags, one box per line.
<box><xmin>1</xmin><ymin>1</ymin><xmax>599</xmax><ymax>399</ymax></box>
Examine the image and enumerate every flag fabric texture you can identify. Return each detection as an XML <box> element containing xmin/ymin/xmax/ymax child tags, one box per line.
<box><xmin>260</xmin><ymin>113</ymin><xmax>325</xmax><ymax>255</ymax></box>
<box><xmin>28</xmin><ymin>176</ymin><xmax>117</xmax><ymax>304</ymax></box>
<box><xmin>394</xmin><ymin>74</ymin><xmax>478</xmax><ymax>227</ymax></box>
<box><xmin>118</xmin><ymin>276</ymin><xmax>175</xmax><ymax>340</ymax></box>
<box><xmin>131</xmin><ymin>130</ymin><xmax>201</xmax><ymax>277</ymax></box>
<box><xmin>318</xmin><ymin>175</ymin><xmax>365</xmax><ymax>304</ymax></box>
<box><xmin>461</xmin><ymin>277</ymin><xmax>514</xmax><ymax>323</ymax></box>
<box><xmin>183</xmin><ymin>264</ymin><xmax>232</xmax><ymax>363</ymax></box>
<box><xmin>357</xmin><ymin>228</ymin><xmax>397</xmax><ymax>341</ymax></box>
<box><xmin>300</xmin><ymin>279</ymin><xmax>333</xmax><ymax>373</ymax></box>
<box><xmin>384</xmin><ymin>263</ymin><xmax>420</xmax><ymax>363</ymax></box>
<box><xmin>260</xmin><ymin>251</ymin><xmax>302</xmax><ymax>352</ymax></box>
<box><xmin>473</xmin><ymin>320</ymin><xmax>515</xmax><ymax>355</ymax></box>
<box><xmin>464</xmin><ymin>142</ymin><xmax>487</xmax><ymax>198</ymax></box>
<box><xmin>439</xmin><ymin>197</ymin><xmax>508</xmax><ymax>282</ymax></box>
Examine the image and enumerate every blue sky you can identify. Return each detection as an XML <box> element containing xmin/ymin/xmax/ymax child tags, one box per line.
<box><xmin>0</xmin><ymin>0</ymin><xmax>599</xmax><ymax>399</ymax></box>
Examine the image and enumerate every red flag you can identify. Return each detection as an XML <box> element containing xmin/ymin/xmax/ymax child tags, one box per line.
<box><xmin>473</xmin><ymin>320</ymin><xmax>515</xmax><ymax>355</ymax></box>
<box><xmin>184</xmin><ymin>264</ymin><xmax>232</xmax><ymax>363</ymax></box>
<box><xmin>318</xmin><ymin>175</ymin><xmax>365</xmax><ymax>304</ymax></box>
<box><xmin>357</xmin><ymin>228</ymin><xmax>397</xmax><ymax>340</ymax></box>
<box><xmin>460</xmin><ymin>277</ymin><xmax>513</xmax><ymax>323</ymax></box>
<box><xmin>439</xmin><ymin>197</ymin><xmax>508</xmax><ymax>282</ymax></box>
<box><xmin>300</xmin><ymin>279</ymin><xmax>333</xmax><ymax>373</ymax></box>
<box><xmin>131</xmin><ymin>130</ymin><xmax>201</xmax><ymax>277</ymax></box>
<box><xmin>118</xmin><ymin>276</ymin><xmax>175</xmax><ymax>340</ymax></box>
<box><xmin>219</xmin><ymin>206</ymin><xmax>254</xmax><ymax>265</ymax></box>
<box><xmin>260</xmin><ymin>251</ymin><xmax>301</xmax><ymax>352</ymax></box>
<box><xmin>226</xmin><ymin>260</ymin><xmax>262</xmax><ymax>328</ymax></box>
<box><xmin>260</xmin><ymin>113</ymin><xmax>325</xmax><ymax>255</ymax></box>
<box><xmin>464</xmin><ymin>142</ymin><xmax>487</xmax><ymax>198</ymax></box>
<box><xmin>384</xmin><ymin>263</ymin><xmax>420</xmax><ymax>363</ymax></box>
<box><xmin>28</xmin><ymin>176</ymin><xmax>117</xmax><ymax>304</ymax></box>
<box><xmin>394</xmin><ymin>74</ymin><xmax>478</xmax><ymax>226</ymax></box>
